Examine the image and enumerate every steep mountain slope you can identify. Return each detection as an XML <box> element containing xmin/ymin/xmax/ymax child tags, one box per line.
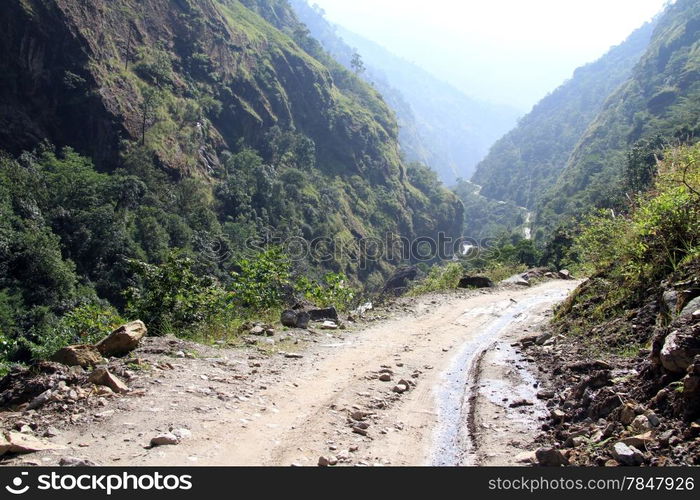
<box><xmin>471</xmin><ymin>21</ymin><xmax>655</xmax><ymax>210</ymax></box>
<box><xmin>0</xmin><ymin>0</ymin><xmax>463</xmax><ymax>360</ymax></box>
<box><xmin>289</xmin><ymin>0</ymin><xmax>519</xmax><ymax>184</ymax></box>
<box><xmin>537</xmin><ymin>0</ymin><xmax>700</xmax><ymax>233</ymax></box>
<box><xmin>0</xmin><ymin>0</ymin><xmax>462</xmax><ymax>259</ymax></box>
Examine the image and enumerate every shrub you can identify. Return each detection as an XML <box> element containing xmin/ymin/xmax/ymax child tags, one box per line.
<box><xmin>295</xmin><ymin>272</ymin><xmax>356</xmax><ymax>310</ymax></box>
<box><xmin>30</xmin><ymin>303</ymin><xmax>125</xmax><ymax>360</ymax></box>
<box><xmin>229</xmin><ymin>247</ymin><xmax>291</xmax><ymax>311</ymax></box>
<box><xmin>409</xmin><ymin>262</ymin><xmax>462</xmax><ymax>296</ymax></box>
<box><xmin>125</xmin><ymin>252</ymin><xmax>229</xmax><ymax>336</ymax></box>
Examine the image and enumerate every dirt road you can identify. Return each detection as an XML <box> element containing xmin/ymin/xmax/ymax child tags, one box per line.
<box><xmin>4</xmin><ymin>280</ymin><xmax>579</xmax><ymax>467</ymax></box>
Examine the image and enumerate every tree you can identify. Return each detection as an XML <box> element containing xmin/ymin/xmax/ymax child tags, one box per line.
<box><xmin>139</xmin><ymin>85</ymin><xmax>162</xmax><ymax>145</ymax></box>
<box><xmin>350</xmin><ymin>51</ymin><xmax>365</xmax><ymax>75</ymax></box>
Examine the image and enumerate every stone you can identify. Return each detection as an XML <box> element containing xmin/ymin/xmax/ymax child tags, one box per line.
<box><xmin>551</xmin><ymin>409</ymin><xmax>567</xmax><ymax>422</ymax></box>
<box><xmin>392</xmin><ymin>384</ymin><xmax>408</xmax><ymax>394</ymax></box>
<box><xmin>0</xmin><ymin>432</ymin><xmax>64</xmax><ymax>456</ymax></box>
<box><xmin>351</xmin><ymin>411</ymin><xmax>371</xmax><ymax>421</ymax></box>
<box><xmin>59</xmin><ymin>456</ymin><xmax>100</xmax><ymax>467</ymax></box>
<box><xmin>619</xmin><ymin>403</ymin><xmax>638</xmax><ymax>426</ymax></box>
<box><xmin>680</xmin><ymin>297</ymin><xmax>700</xmax><ymax>317</ymax></box>
<box><xmin>88</xmin><ymin>368</ymin><xmax>128</xmax><ymax>394</ymax></box>
<box><xmin>51</xmin><ymin>345</ymin><xmax>103</xmax><ymax>368</ymax></box>
<box><xmin>558</xmin><ymin>269</ymin><xmax>572</xmax><ymax>280</ymax></box>
<box><xmin>352</xmin><ymin>426</ymin><xmax>368</xmax><ymax>436</ymax></box>
<box><xmin>509</xmin><ymin>399</ymin><xmax>533</xmax><ymax>408</ymax></box>
<box><xmin>621</xmin><ymin>432</ymin><xmax>654</xmax><ymax>449</ymax></box>
<box><xmin>612</xmin><ymin>442</ymin><xmax>644</xmax><ymax>466</ymax></box>
<box><xmin>150</xmin><ymin>433</ymin><xmax>179</xmax><ymax>446</ymax></box>
<box><xmin>535</xmin><ymin>447</ymin><xmax>569</xmax><ymax>466</ymax></box>
<box><xmin>318</xmin><ymin>456</ymin><xmax>334</xmax><ymax>467</ymax></box>
<box><xmin>172</xmin><ymin>428</ymin><xmax>192</xmax><ymax>440</ymax></box>
<box><xmin>281</xmin><ymin>310</ymin><xmax>298</xmax><ymax>327</ymax></box>
<box><xmin>321</xmin><ymin>321</ymin><xmax>338</xmax><ymax>330</ymax></box>
<box><xmin>43</xmin><ymin>427</ymin><xmax>60</xmax><ymax>438</ymax></box>
<box><xmin>250</xmin><ymin>325</ymin><xmax>265</xmax><ymax>336</ymax></box>
<box><xmin>96</xmin><ymin>320</ymin><xmax>147</xmax><ymax>357</ymax></box>
<box><xmin>645</xmin><ymin>412</ymin><xmax>660</xmax><ymax>427</ymax></box>
<box><xmin>502</xmin><ymin>274</ymin><xmax>530</xmax><ymax>287</ymax></box>
<box><xmin>535</xmin><ymin>332</ymin><xmax>553</xmax><ymax>346</ymax></box>
<box><xmin>457</xmin><ymin>276</ymin><xmax>494</xmax><ymax>289</ymax></box>
<box><xmin>660</xmin><ymin>329</ymin><xmax>700</xmax><ymax>373</ymax></box>
<box><xmin>379</xmin><ymin>373</ymin><xmax>392</xmax><ymax>382</ymax></box>
<box><xmin>663</xmin><ymin>290</ymin><xmax>679</xmax><ymax>314</ymax></box>
<box><xmin>537</xmin><ymin>390</ymin><xmax>555</xmax><ymax>400</ymax></box>
<box><xmin>307</xmin><ymin>307</ymin><xmax>339</xmax><ymax>322</ymax></box>
<box><xmin>27</xmin><ymin>390</ymin><xmax>53</xmax><ymax>410</ymax></box>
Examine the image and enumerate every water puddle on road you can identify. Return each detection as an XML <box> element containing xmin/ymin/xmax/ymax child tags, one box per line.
<box><xmin>429</xmin><ymin>286</ymin><xmax>571</xmax><ymax>466</ymax></box>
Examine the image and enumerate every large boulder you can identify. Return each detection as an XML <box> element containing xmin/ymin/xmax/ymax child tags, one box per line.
<box><xmin>680</xmin><ymin>296</ymin><xmax>700</xmax><ymax>318</ymax></box>
<box><xmin>660</xmin><ymin>325</ymin><xmax>700</xmax><ymax>373</ymax></box>
<box><xmin>457</xmin><ymin>276</ymin><xmax>493</xmax><ymax>289</ymax></box>
<box><xmin>96</xmin><ymin>321</ymin><xmax>147</xmax><ymax>357</ymax></box>
<box><xmin>382</xmin><ymin>266</ymin><xmax>418</xmax><ymax>296</ymax></box>
<box><xmin>281</xmin><ymin>310</ymin><xmax>310</xmax><ymax>329</ymax></box>
<box><xmin>52</xmin><ymin>345</ymin><xmax>103</xmax><ymax>368</ymax></box>
<box><xmin>307</xmin><ymin>307</ymin><xmax>337</xmax><ymax>322</ymax></box>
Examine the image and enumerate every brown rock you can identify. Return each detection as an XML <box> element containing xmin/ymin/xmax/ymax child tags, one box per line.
<box><xmin>535</xmin><ymin>447</ymin><xmax>569</xmax><ymax>466</ymax></box>
<box><xmin>0</xmin><ymin>431</ymin><xmax>65</xmax><ymax>456</ymax></box>
<box><xmin>619</xmin><ymin>403</ymin><xmax>638</xmax><ymax>426</ymax></box>
<box><xmin>621</xmin><ymin>432</ymin><xmax>654</xmax><ymax>449</ymax></box>
<box><xmin>96</xmin><ymin>321</ymin><xmax>147</xmax><ymax>357</ymax></box>
<box><xmin>51</xmin><ymin>345</ymin><xmax>103</xmax><ymax>368</ymax></box>
<box><xmin>88</xmin><ymin>368</ymin><xmax>128</xmax><ymax>393</ymax></box>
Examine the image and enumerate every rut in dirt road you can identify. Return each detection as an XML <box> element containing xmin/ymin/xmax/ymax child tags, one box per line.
<box><xmin>1</xmin><ymin>280</ymin><xmax>579</xmax><ymax>467</ymax></box>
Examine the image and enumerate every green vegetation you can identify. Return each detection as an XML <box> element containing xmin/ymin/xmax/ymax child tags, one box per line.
<box><xmin>554</xmin><ymin>143</ymin><xmax>700</xmax><ymax>352</ymax></box>
<box><xmin>537</xmin><ymin>0</ymin><xmax>700</xmax><ymax>237</ymax></box>
<box><xmin>289</xmin><ymin>0</ymin><xmax>519</xmax><ymax>184</ymax></box>
<box><xmin>0</xmin><ymin>0</ymin><xmax>465</xmax><ymax>370</ymax></box>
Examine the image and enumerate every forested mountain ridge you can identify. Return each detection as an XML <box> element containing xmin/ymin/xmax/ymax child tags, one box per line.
<box><xmin>537</xmin><ymin>0</ymin><xmax>700</xmax><ymax>234</ymax></box>
<box><xmin>471</xmin><ymin>21</ymin><xmax>655</xmax><ymax>210</ymax></box>
<box><xmin>0</xmin><ymin>0</ymin><xmax>462</xmax><ymax>362</ymax></box>
<box><xmin>289</xmin><ymin>0</ymin><xmax>520</xmax><ymax>184</ymax></box>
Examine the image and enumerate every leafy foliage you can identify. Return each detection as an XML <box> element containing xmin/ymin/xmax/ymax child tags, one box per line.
<box><xmin>538</xmin><ymin>0</ymin><xmax>700</xmax><ymax>236</ymax></box>
<box><xmin>125</xmin><ymin>253</ymin><xmax>229</xmax><ymax>336</ymax></box>
<box><xmin>229</xmin><ymin>247</ymin><xmax>291</xmax><ymax>311</ymax></box>
<box><xmin>557</xmin><ymin>144</ymin><xmax>700</xmax><ymax>337</ymax></box>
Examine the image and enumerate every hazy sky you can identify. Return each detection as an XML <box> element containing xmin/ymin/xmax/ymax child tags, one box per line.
<box><xmin>310</xmin><ymin>0</ymin><xmax>669</xmax><ymax>111</ymax></box>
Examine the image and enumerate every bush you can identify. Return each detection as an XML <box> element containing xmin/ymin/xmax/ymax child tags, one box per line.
<box><xmin>125</xmin><ymin>252</ymin><xmax>229</xmax><ymax>336</ymax></box>
<box><xmin>295</xmin><ymin>272</ymin><xmax>356</xmax><ymax>310</ymax></box>
<box><xmin>409</xmin><ymin>262</ymin><xmax>462</xmax><ymax>296</ymax></box>
<box><xmin>30</xmin><ymin>303</ymin><xmax>125</xmax><ymax>360</ymax></box>
<box><xmin>229</xmin><ymin>247</ymin><xmax>291</xmax><ymax>311</ymax></box>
